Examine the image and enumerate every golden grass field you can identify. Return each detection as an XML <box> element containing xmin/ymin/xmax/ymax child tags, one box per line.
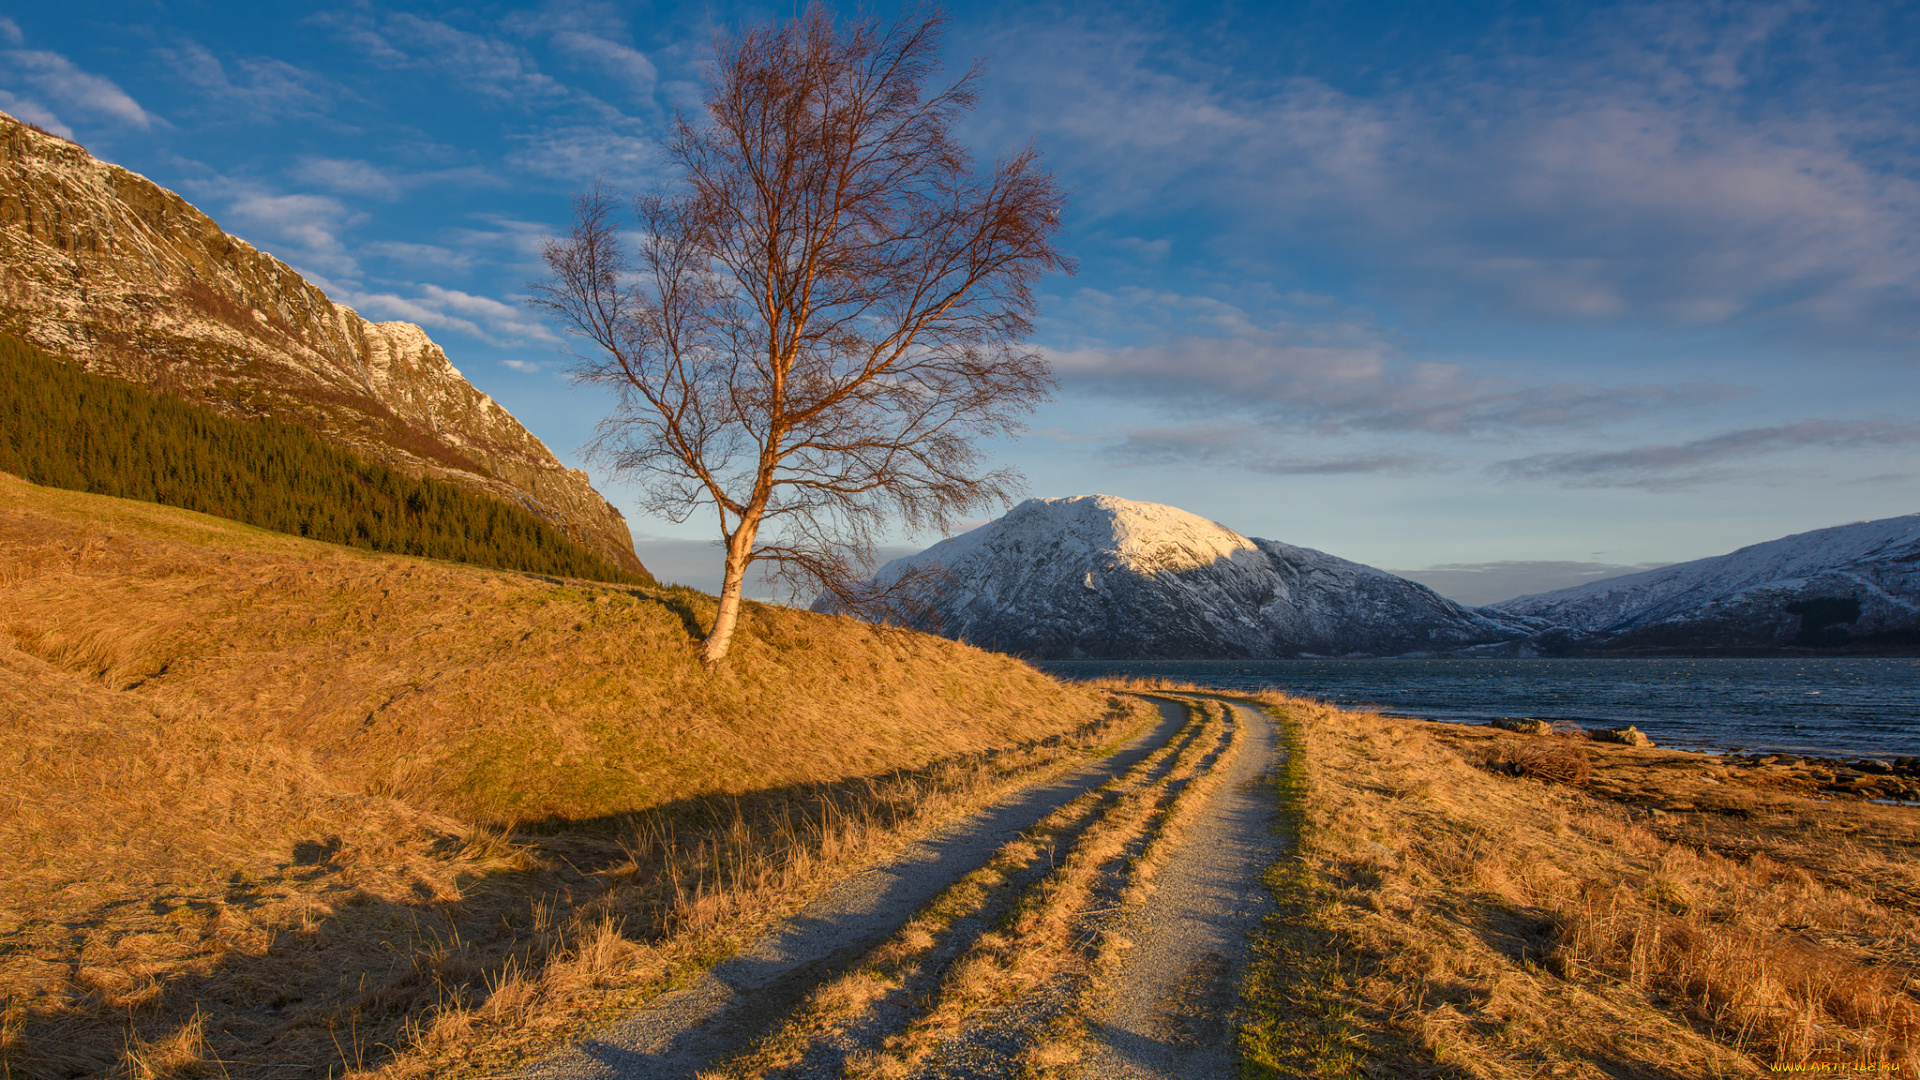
<box><xmin>1245</xmin><ymin>693</ymin><xmax>1920</xmax><ymax>1079</ymax></box>
<box><xmin>8</xmin><ymin>470</ymin><xmax>1917</xmax><ymax>1079</ymax></box>
<box><xmin>0</xmin><ymin>472</ymin><xmax>1145</xmax><ymax>1078</ymax></box>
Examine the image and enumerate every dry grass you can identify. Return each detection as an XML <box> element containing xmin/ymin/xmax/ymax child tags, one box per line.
<box><xmin>1242</xmin><ymin>694</ymin><xmax>1920</xmax><ymax>1079</ymax></box>
<box><xmin>0</xmin><ymin>473</ymin><xmax>1145</xmax><ymax>1078</ymax></box>
<box><xmin>1475</xmin><ymin>737</ymin><xmax>1594</xmax><ymax>785</ymax></box>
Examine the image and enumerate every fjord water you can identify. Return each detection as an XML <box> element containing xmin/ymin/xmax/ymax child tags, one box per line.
<box><xmin>1037</xmin><ymin>658</ymin><xmax>1920</xmax><ymax>760</ymax></box>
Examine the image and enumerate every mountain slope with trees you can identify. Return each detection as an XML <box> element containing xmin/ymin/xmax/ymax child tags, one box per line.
<box><xmin>0</xmin><ymin>331</ymin><xmax>647</xmax><ymax>583</ymax></box>
<box><xmin>0</xmin><ymin>109</ymin><xmax>645</xmax><ymax>575</ymax></box>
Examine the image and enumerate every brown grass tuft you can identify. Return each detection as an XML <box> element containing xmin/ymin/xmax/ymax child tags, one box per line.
<box><xmin>1476</xmin><ymin>736</ymin><xmax>1593</xmax><ymax>785</ymax></box>
<box><xmin>123</xmin><ymin>1010</ymin><xmax>208</xmax><ymax>1079</ymax></box>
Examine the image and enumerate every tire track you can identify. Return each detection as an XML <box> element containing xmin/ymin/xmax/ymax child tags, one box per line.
<box><xmin>519</xmin><ymin>698</ymin><xmax>1193</xmax><ymax>1080</ymax></box>
<box><xmin>1074</xmin><ymin>700</ymin><xmax>1282</xmax><ymax>1079</ymax></box>
<box><xmin>866</xmin><ymin>699</ymin><xmax>1237</xmax><ymax>1080</ymax></box>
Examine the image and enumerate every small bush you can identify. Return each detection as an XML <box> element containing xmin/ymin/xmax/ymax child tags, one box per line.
<box><xmin>1477</xmin><ymin>739</ymin><xmax>1592</xmax><ymax>785</ymax></box>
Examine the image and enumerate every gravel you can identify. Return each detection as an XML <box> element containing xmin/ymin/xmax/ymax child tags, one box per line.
<box><xmin>1076</xmin><ymin>701</ymin><xmax>1282</xmax><ymax>1080</ymax></box>
<box><xmin>518</xmin><ymin>700</ymin><xmax>1190</xmax><ymax>1080</ymax></box>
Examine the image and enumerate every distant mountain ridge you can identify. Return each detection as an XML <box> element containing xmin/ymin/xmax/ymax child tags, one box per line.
<box><xmin>1490</xmin><ymin>513</ymin><xmax>1920</xmax><ymax>653</ymax></box>
<box><xmin>838</xmin><ymin>495</ymin><xmax>1527</xmax><ymax>658</ymax></box>
<box><xmin>0</xmin><ymin>109</ymin><xmax>644</xmax><ymax>575</ymax></box>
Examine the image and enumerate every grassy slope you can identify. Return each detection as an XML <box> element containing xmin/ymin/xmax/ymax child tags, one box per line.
<box><xmin>0</xmin><ymin>473</ymin><xmax>1133</xmax><ymax>1077</ymax></box>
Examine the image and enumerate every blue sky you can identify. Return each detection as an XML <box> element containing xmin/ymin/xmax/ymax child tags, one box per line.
<box><xmin>4</xmin><ymin>0</ymin><xmax>1918</xmax><ymax>604</ymax></box>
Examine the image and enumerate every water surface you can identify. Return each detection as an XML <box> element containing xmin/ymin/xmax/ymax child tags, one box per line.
<box><xmin>1036</xmin><ymin>658</ymin><xmax>1920</xmax><ymax>760</ymax></box>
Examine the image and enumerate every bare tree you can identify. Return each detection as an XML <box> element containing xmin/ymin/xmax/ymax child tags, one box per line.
<box><xmin>533</xmin><ymin>4</ymin><xmax>1071</xmax><ymax>668</ymax></box>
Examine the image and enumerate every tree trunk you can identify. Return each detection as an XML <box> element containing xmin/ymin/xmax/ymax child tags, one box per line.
<box><xmin>701</xmin><ymin>519</ymin><xmax>760</xmax><ymax>669</ymax></box>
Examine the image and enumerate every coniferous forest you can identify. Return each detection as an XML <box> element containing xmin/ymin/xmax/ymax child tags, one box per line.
<box><xmin>0</xmin><ymin>332</ymin><xmax>650</xmax><ymax>585</ymax></box>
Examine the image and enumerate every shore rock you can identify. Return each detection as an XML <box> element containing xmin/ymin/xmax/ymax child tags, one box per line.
<box><xmin>1593</xmin><ymin>725</ymin><xmax>1653</xmax><ymax>748</ymax></box>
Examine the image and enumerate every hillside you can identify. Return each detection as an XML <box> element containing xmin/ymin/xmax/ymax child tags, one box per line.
<box><xmin>0</xmin><ymin>331</ymin><xmax>645</xmax><ymax>584</ymax></box>
<box><xmin>0</xmin><ymin>473</ymin><xmax>1136</xmax><ymax>1077</ymax></box>
<box><xmin>1492</xmin><ymin>513</ymin><xmax>1920</xmax><ymax>653</ymax></box>
<box><xmin>839</xmin><ymin>494</ymin><xmax>1526</xmax><ymax>658</ymax></box>
<box><xmin>0</xmin><ymin>109</ymin><xmax>643</xmax><ymax>575</ymax></box>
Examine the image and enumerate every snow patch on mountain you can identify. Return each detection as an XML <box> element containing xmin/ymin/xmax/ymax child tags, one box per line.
<box><xmin>1491</xmin><ymin>513</ymin><xmax>1920</xmax><ymax>648</ymax></box>
<box><xmin>850</xmin><ymin>495</ymin><xmax>1528</xmax><ymax>659</ymax></box>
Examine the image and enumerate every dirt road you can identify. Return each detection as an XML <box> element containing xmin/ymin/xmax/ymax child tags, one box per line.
<box><xmin>522</xmin><ymin>695</ymin><xmax>1283</xmax><ymax>1079</ymax></box>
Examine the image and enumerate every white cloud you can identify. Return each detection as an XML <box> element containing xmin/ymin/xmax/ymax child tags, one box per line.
<box><xmin>508</xmin><ymin>125</ymin><xmax>657</xmax><ymax>185</ymax></box>
<box><xmin>289</xmin><ymin>157</ymin><xmax>403</xmax><ymax>199</ymax></box>
<box><xmin>361</xmin><ymin>241</ymin><xmax>475</xmax><ymax>273</ymax></box>
<box><xmin>501</xmin><ymin>358</ymin><xmax>542</xmax><ymax>373</ymax></box>
<box><xmin>287</xmin><ymin>157</ymin><xmax>502</xmax><ymax>200</ymax></box>
<box><xmin>550</xmin><ymin>30</ymin><xmax>657</xmax><ymax>95</ymax></box>
<box><xmin>219</xmin><ymin>189</ymin><xmax>362</xmax><ymax>271</ymax></box>
<box><xmin>0</xmin><ymin>49</ymin><xmax>155</xmax><ymax>129</ymax></box>
<box><xmin>349</xmin><ymin>284</ymin><xmax>559</xmax><ymax>345</ymax></box>
<box><xmin>0</xmin><ymin>90</ymin><xmax>71</xmax><ymax>138</ymax></box>
<box><xmin>1491</xmin><ymin>419</ymin><xmax>1920</xmax><ymax>489</ymax></box>
<box><xmin>0</xmin><ymin>18</ymin><xmax>23</xmax><ymax>48</ymax></box>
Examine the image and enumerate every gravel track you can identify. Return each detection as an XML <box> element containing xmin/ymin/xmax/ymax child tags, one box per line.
<box><xmin>1075</xmin><ymin>701</ymin><xmax>1282</xmax><ymax>1079</ymax></box>
<box><xmin>905</xmin><ymin>701</ymin><xmax>1240</xmax><ymax>1080</ymax></box>
<box><xmin>519</xmin><ymin>699</ymin><xmax>1190</xmax><ymax>1080</ymax></box>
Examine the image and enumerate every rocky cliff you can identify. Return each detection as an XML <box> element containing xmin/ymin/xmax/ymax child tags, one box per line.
<box><xmin>838</xmin><ymin>495</ymin><xmax>1528</xmax><ymax>658</ymax></box>
<box><xmin>1490</xmin><ymin>513</ymin><xmax>1920</xmax><ymax>652</ymax></box>
<box><xmin>0</xmin><ymin>110</ymin><xmax>644</xmax><ymax>575</ymax></box>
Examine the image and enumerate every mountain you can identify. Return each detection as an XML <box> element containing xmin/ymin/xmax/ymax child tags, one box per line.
<box><xmin>836</xmin><ymin>494</ymin><xmax>1527</xmax><ymax>659</ymax></box>
<box><xmin>1490</xmin><ymin>514</ymin><xmax>1920</xmax><ymax>653</ymax></box>
<box><xmin>0</xmin><ymin>110</ymin><xmax>644</xmax><ymax>575</ymax></box>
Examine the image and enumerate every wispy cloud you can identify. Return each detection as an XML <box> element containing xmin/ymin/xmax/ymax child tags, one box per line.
<box><xmin>289</xmin><ymin>157</ymin><xmax>402</xmax><ymax>199</ymax></box>
<box><xmin>1048</xmin><ymin>289</ymin><xmax>1741</xmax><ymax>435</ymax></box>
<box><xmin>0</xmin><ymin>18</ymin><xmax>23</xmax><ymax>47</ymax></box>
<box><xmin>0</xmin><ymin>48</ymin><xmax>155</xmax><ymax>129</ymax></box>
<box><xmin>349</xmin><ymin>284</ymin><xmax>559</xmax><ymax>345</ymax></box>
<box><xmin>1491</xmin><ymin>420</ymin><xmax>1920</xmax><ymax>489</ymax></box>
<box><xmin>549</xmin><ymin>31</ymin><xmax>657</xmax><ymax>95</ymax></box>
<box><xmin>361</xmin><ymin>240</ymin><xmax>476</xmax><ymax>273</ymax></box>
<box><xmin>986</xmin><ymin>1</ymin><xmax>1920</xmax><ymax>342</ymax></box>
<box><xmin>0</xmin><ymin>91</ymin><xmax>71</xmax><ymax>138</ymax></box>
<box><xmin>503</xmin><ymin>2</ymin><xmax>661</xmax><ymax>97</ymax></box>
<box><xmin>508</xmin><ymin>125</ymin><xmax>657</xmax><ymax>185</ymax></box>
<box><xmin>315</xmin><ymin>10</ymin><xmax>569</xmax><ymax>105</ymax></box>
<box><xmin>1101</xmin><ymin>423</ymin><xmax>1429</xmax><ymax>476</ymax></box>
<box><xmin>196</xmin><ymin>183</ymin><xmax>364</xmax><ymax>276</ymax></box>
<box><xmin>155</xmin><ymin>41</ymin><xmax>343</xmax><ymax>121</ymax></box>
<box><xmin>287</xmin><ymin>157</ymin><xmax>500</xmax><ymax>200</ymax></box>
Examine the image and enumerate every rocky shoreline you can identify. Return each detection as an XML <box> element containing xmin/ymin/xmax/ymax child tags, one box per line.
<box><xmin>1477</xmin><ymin>716</ymin><xmax>1920</xmax><ymax>803</ymax></box>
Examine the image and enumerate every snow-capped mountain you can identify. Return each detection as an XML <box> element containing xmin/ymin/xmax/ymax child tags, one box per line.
<box><xmin>836</xmin><ymin>495</ymin><xmax>1528</xmax><ymax>659</ymax></box>
<box><xmin>1491</xmin><ymin>514</ymin><xmax>1920</xmax><ymax>651</ymax></box>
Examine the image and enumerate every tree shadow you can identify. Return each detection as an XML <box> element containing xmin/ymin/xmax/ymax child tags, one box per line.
<box><xmin>10</xmin><ymin>706</ymin><xmax>1184</xmax><ymax>1080</ymax></box>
